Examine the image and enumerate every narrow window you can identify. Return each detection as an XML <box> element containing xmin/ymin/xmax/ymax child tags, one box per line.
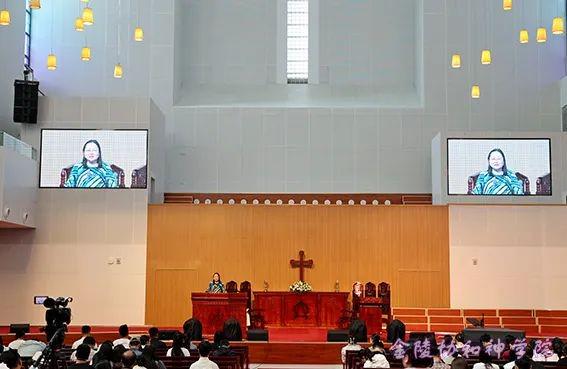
<box><xmin>287</xmin><ymin>0</ymin><xmax>308</xmax><ymax>84</ymax></box>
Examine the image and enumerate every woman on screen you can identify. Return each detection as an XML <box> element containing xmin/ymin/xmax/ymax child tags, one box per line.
<box><xmin>206</xmin><ymin>272</ymin><xmax>225</xmax><ymax>293</ymax></box>
<box><xmin>472</xmin><ymin>148</ymin><xmax>524</xmax><ymax>195</ymax></box>
<box><xmin>64</xmin><ymin>140</ymin><xmax>118</xmax><ymax>188</ymax></box>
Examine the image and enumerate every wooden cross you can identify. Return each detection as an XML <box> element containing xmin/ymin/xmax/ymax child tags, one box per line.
<box><xmin>290</xmin><ymin>250</ymin><xmax>313</xmax><ymax>282</ymax></box>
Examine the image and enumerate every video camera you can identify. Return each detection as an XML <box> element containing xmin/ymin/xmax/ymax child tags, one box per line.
<box><xmin>42</xmin><ymin>297</ymin><xmax>72</xmax><ymax>341</ymax></box>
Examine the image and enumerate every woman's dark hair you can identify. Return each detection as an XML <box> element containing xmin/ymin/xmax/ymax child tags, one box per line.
<box><xmin>404</xmin><ymin>346</ymin><xmax>433</xmax><ymax>368</ymax></box>
<box><xmin>139</xmin><ymin>335</ymin><xmax>149</xmax><ymax>346</ymax></box>
<box><xmin>386</xmin><ymin>319</ymin><xmax>405</xmax><ymax>343</ymax></box>
<box><xmin>361</xmin><ymin>348</ymin><xmax>374</xmax><ymax>361</ymax></box>
<box><xmin>451</xmin><ymin>357</ymin><xmax>467</xmax><ymax>369</ymax></box>
<box><xmin>137</xmin><ymin>346</ymin><xmax>158</xmax><ymax>369</ymax></box>
<box><xmin>455</xmin><ymin>333</ymin><xmax>464</xmax><ymax>343</ymax></box>
<box><xmin>0</xmin><ymin>350</ymin><xmax>22</xmax><ymax>369</ymax></box>
<box><xmin>212</xmin><ymin>272</ymin><xmax>222</xmax><ymax>283</ymax></box>
<box><xmin>93</xmin><ymin>341</ymin><xmax>113</xmax><ymax>367</ymax></box>
<box><xmin>170</xmin><ymin>333</ymin><xmax>185</xmax><ymax>357</ymax></box>
<box><xmin>223</xmin><ymin>318</ymin><xmax>242</xmax><ymax>341</ymax></box>
<box><xmin>349</xmin><ymin>319</ymin><xmax>367</xmax><ymax>344</ymax></box>
<box><xmin>552</xmin><ymin>338</ymin><xmax>564</xmax><ymax>356</ymax></box>
<box><xmin>478</xmin><ymin>349</ymin><xmax>493</xmax><ymax>369</ymax></box>
<box><xmin>82</xmin><ymin>140</ymin><xmax>103</xmax><ymax>168</ymax></box>
<box><xmin>0</xmin><ymin>336</ymin><xmax>3</xmax><ymax>354</ymax></box>
<box><xmin>183</xmin><ymin>318</ymin><xmax>203</xmax><ymax>341</ymax></box>
<box><xmin>486</xmin><ymin>148</ymin><xmax>508</xmax><ymax>175</ymax></box>
<box><xmin>443</xmin><ymin>335</ymin><xmax>454</xmax><ymax>346</ymax></box>
<box><xmin>371</xmin><ymin>334</ymin><xmax>384</xmax><ymax>349</ymax></box>
<box><xmin>213</xmin><ymin>331</ymin><xmax>225</xmax><ymax>347</ymax></box>
<box><xmin>112</xmin><ymin>345</ymin><xmax>127</xmax><ymax>364</ymax></box>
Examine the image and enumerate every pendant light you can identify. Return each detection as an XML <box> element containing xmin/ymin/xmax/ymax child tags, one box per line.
<box><xmin>114</xmin><ymin>0</ymin><xmax>123</xmax><ymax>78</ymax></box>
<box><xmin>503</xmin><ymin>0</ymin><xmax>512</xmax><ymax>11</ymax></box>
<box><xmin>134</xmin><ymin>0</ymin><xmax>143</xmax><ymax>41</ymax></box>
<box><xmin>481</xmin><ymin>50</ymin><xmax>491</xmax><ymax>65</ymax></box>
<box><xmin>75</xmin><ymin>0</ymin><xmax>84</xmax><ymax>31</ymax></box>
<box><xmin>481</xmin><ymin>0</ymin><xmax>491</xmax><ymax>65</ymax></box>
<box><xmin>519</xmin><ymin>29</ymin><xmax>529</xmax><ymax>43</ymax></box>
<box><xmin>81</xmin><ymin>34</ymin><xmax>91</xmax><ymax>61</ymax></box>
<box><xmin>29</xmin><ymin>0</ymin><xmax>40</xmax><ymax>10</ymax></box>
<box><xmin>0</xmin><ymin>0</ymin><xmax>10</xmax><ymax>26</ymax></box>
<box><xmin>451</xmin><ymin>54</ymin><xmax>461</xmax><ymax>69</ymax></box>
<box><xmin>536</xmin><ymin>0</ymin><xmax>547</xmax><ymax>43</ymax></box>
<box><xmin>471</xmin><ymin>85</ymin><xmax>480</xmax><ymax>99</ymax></box>
<box><xmin>82</xmin><ymin>4</ymin><xmax>94</xmax><ymax>26</ymax></box>
<box><xmin>552</xmin><ymin>1</ymin><xmax>564</xmax><ymax>35</ymax></box>
<box><xmin>47</xmin><ymin>1</ymin><xmax>56</xmax><ymax>70</ymax></box>
<box><xmin>113</xmin><ymin>63</ymin><xmax>123</xmax><ymax>78</ymax></box>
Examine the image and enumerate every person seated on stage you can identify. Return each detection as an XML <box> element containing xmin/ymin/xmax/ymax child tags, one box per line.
<box><xmin>471</xmin><ymin>149</ymin><xmax>524</xmax><ymax>195</ymax></box>
<box><xmin>206</xmin><ymin>273</ymin><xmax>225</xmax><ymax>293</ymax></box>
<box><xmin>92</xmin><ymin>341</ymin><xmax>114</xmax><ymax>369</ymax></box>
<box><xmin>189</xmin><ymin>341</ymin><xmax>219</xmax><ymax>369</ymax></box>
<box><xmin>121</xmin><ymin>351</ymin><xmax>137</xmax><ymax>369</ymax></box>
<box><xmin>368</xmin><ymin>334</ymin><xmax>386</xmax><ymax>354</ymax></box>
<box><xmin>65</xmin><ymin>140</ymin><xmax>118</xmax><ymax>188</ymax></box>
<box><xmin>73</xmin><ymin>326</ymin><xmax>93</xmax><ymax>350</ymax></box>
<box><xmin>431</xmin><ymin>347</ymin><xmax>450</xmax><ymax>369</ymax></box>
<box><xmin>7</xmin><ymin>330</ymin><xmax>26</xmax><ymax>351</ymax></box>
<box><xmin>402</xmin><ymin>347</ymin><xmax>433</xmax><ymax>369</ymax></box>
<box><xmin>212</xmin><ymin>339</ymin><xmax>236</xmax><ymax>357</ymax></box>
<box><xmin>341</xmin><ymin>336</ymin><xmax>363</xmax><ymax>364</ymax></box>
<box><xmin>0</xmin><ymin>349</ymin><xmax>23</xmax><ymax>369</ymax></box>
<box><xmin>71</xmin><ymin>336</ymin><xmax>97</xmax><ymax>362</ymax></box>
<box><xmin>362</xmin><ymin>347</ymin><xmax>390</xmax><ymax>368</ymax></box>
<box><xmin>166</xmin><ymin>333</ymin><xmax>190</xmax><ymax>357</ymax></box>
<box><xmin>129</xmin><ymin>338</ymin><xmax>142</xmax><ymax>357</ymax></box>
<box><xmin>147</xmin><ymin>328</ymin><xmax>166</xmax><ymax>350</ymax></box>
<box><xmin>113</xmin><ymin>325</ymin><xmax>131</xmax><ymax>349</ymax></box>
<box><xmin>472</xmin><ymin>349</ymin><xmax>500</xmax><ymax>369</ymax></box>
<box><xmin>69</xmin><ymin>344</ymin><xmax>95</xmax><ymax>369</ymax></box>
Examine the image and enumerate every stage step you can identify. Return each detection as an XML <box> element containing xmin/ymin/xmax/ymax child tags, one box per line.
<box><xmin>498</xmin><ymin>309</ymin><xmax>533</xmax><ymax>317</ymax></box>
<box><xmin>537</xmin><ymin>317</ymin><xmax>567</xmax><ymax>325</ymax></box>
<box><xmin>427</xmin><ymin>309</ymin><xmax>462</xmax><ymax>316</ymax></box>
<box><xmin>393</xmin><ymin>308</ymin><xmax>426</xmax><ymax>316</ymax></box>
<box><xmin>394</xmin><ymin>316</ymin><xmax>428</xmax><ymax>323</ymax></box>
<box><xmin>535</xmin><ymin>310</ymin><xmax>567</xmax><ymax>318</ymax></box>
<box><xmin>429</xmin><ymin>316</ymin><xmax>464</xmax><ymax>324</ymax></box>
<box><xmin>463</xmin><ymin>309</ymin><xmax>498</xmax><ymax>317</ymax></box>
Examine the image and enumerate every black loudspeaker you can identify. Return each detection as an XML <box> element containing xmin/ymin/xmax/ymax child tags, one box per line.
<box><xmin>13</xmin><ymin>80</ymin><xmax>39</xmax><ymax>124</ymax></box>
<box><xmin>327</xmin><ymin>329</ymin><xmax>349</xmax><ymax>342</ymax></box>
<box><xmin>462</xmin><ymin>328</ymin><xmax>525</xmax><ymax>343</ymax></box>
<box><xmin>157</xmin><ymin>330</ymin><xmax>179</xmax><ymax>340</ymax></box>
<box><xmin>10</xmin><ymin>324</ymin><xmax>30</xmax><ymax>334</ymax></box>
<box><xmin>247</xmin><ymin>329</ymin><xmax>268</xmax><ymax>341</ymax></box>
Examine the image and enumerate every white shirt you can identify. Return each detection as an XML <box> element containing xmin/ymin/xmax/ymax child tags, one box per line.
<box><xmin>0</xmin><ymin>363</ymin><xmax>8</xmax><ymax>369</ymax></box>
<box><xmin>166</xmin><ymin>347</ymin><xmax>190</xmax><ymax>357</ymax></box>
<box><xmin>113</xmin><ymin>338</ymin><xmax>131</xmax><ymax>349</ymax></box>
<box><xmin>72</xmin><ymin>337</ymin><xmax>86</xmax><ymax>350</ymax></box>
<box><xmin>364</xmin><ymin>353</ymin><xmax>390</xmax><ymax>368</ymax></box>
<box><xmin>503</xmin><ymin>361</ymin><xmax>515</xmax><ymax>369</ymax></box>
<box><xmin>8</xmin><ymin>339</ymin><xmax>25</xmax><ymax>350</ymax></box>
<box><xmin>472</xmin><ymin>363</ymin><xmax>500</xmax><ymax>369</ymax></box>
<box><xmin>341</xmin><ymin>343</ymin><xmax>362</xmax><ymax>364</ymax></box>
<box><xmin>189</xmin><ymin>357</ymin><xmax>220</xmax><ymax>369</ymax></box>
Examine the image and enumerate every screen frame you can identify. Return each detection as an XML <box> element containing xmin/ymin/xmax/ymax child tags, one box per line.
<box><xmin>446</xmin><ymin>137</ymin><xmax>553</xmax><ymax>197</ymax></box>
<box><xmin>39</xmin><ymin>128</ymin><xmax>149</xmax><ymax>190</ymax></box>
<box><xmin>34</xmin><ymin>296</ymin><xmax>48</xmax><ymax>305</ymax></box>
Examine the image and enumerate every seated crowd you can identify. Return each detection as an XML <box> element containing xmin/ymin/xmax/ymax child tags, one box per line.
<box><xmin>0</xmin><ymin>322</ymin><xmax>239</xmax><ymax>369</ymax></box>
<box><xmin>341</xmin><ymin>321</ymin><xmax>567</xmax><ymax>369</ymax></box>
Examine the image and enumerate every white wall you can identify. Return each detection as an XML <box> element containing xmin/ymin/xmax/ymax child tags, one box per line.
<box><xmin>169</xmin><ymin>0</ymin><xmax>566</xmax><ymax>193</ymax></box>
<box><xmin>450</xmin><ymin>205</ymin><xmax>567</xmax><ymax>309</ymax></box>
<box><xmin>0</xmin><ymin>0</ymin><xmax>27</xmax><ymax>136</ymax></box>
<box><xmin>0</xmin><ymin>97</ymin><xmax>150</xmax><ymax>325</ymax></box>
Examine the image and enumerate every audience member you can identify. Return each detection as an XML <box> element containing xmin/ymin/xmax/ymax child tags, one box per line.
<box><xmin>112</xmin><ymin>345</ymin><xmax>128</xmax><ymax>369</ymax></box>
<box><xmin>455</xmin><ymin>333</ymin><xmax>465</xmax><ymax>350</ymax></box>
<box><xmin>557</xmin><ymin>345</ymin><xmax>567</xmax><ymax>365</ymax></box>
<box><xmin>71</xmin><ymin>336</ymin><xmax>97</xmax><ymax>362</ymax></box>
<box><xmin>402</xmin><ymin>347</ymin><xmax>433</xmax><ymax>368</ymax></box>
<box><xmin>17</xmin><ymin>339</ymin><xmax>46</xmax><ymax>359</ymax></box>
<box><xmin>212</xmin><ymin>339</ymin><xmax>235</xmax><ymax>357</ymax></box>
<box><xmin>189</xmin><ymin>341</ymin><xmax>219</xmax><ymax>369</ymax></box>
<box><xmin>166</xmin><ymin>333</ymin><xmax>190</xmax><ymax>357</ymax></box>
<box><xmin>361</xmin><ymin>347</ymin><xmax>390</xmax><ymax>368</ymax></box>
<box><xmin>341</xmin><ymin>336</ymin><xmax>362</xmax><ymax>364</ymax></box>
<box><xmin>213</xmin><ymin>331</ymin><xmax>225</xmax><ymax>349</ymax></box>
<box><xmin>113</xmin><ymin>325</ymin><xmax>131</xmax><ymax>349</ymax></box>
<box><xmin>0</xmin><ymin>350</ymin><xmax>23</xmax><ymax>369</ymax></box>
<box><xmin>7</xmin><ymin>331</ymin><xmax>26</xmax><ymax>351</ymax></box>
<box><xmin>480</xmin><ymin>335</ymin><xmax>493</xmax><ymax>350</ymax></box>
<box><xmin>431</xmin><ymin>347</ymin><xmax>450</xmax><ymax>369</ymax></box>
<box><xmin>451</xmin><ymin>357</ymin><xmax>467</xmax><ymax>369</ymax></box>
<box><xmin>147</xmin><ymin>328</ymin><xmax>166</xmax><ymax>350</ymax></box>
<box><xmin>473</xmin><ymin>349</ymin><xmax>500</xmax><ymax>369</ymax></box>
<box><xmin>501</xmin><ymin>335</ymin><xmax>517</xmax><ymax>362</ymax></box>
<box><xmin>92</xmin><ymin>341</ymin><xmax>113</xmax><ymax>369</ymax></box>
<box><xmin>68</xmin><ymin>344</ymin><xmax>95</xmax><ymax>369</ymax></box>
<box><xmin>137</xmin><ymin>346</ymin><xmax>165</xmax><ymax>369</ymax></box>
<box><xmin>222</xmin><ymin>319</ymin><xmax>242</xmax><ymax>341</ymax></box>
<box><xmin>183</xmin><ymin>319</ymin><xmax>203</xmax><ymax>342</ymax></box>
<box><xmin>369</xmin><ymin>334</ymin><xmax>386</xmax><ymax>354</ymax></box>
<box><xmin>139</xmin><ymin>336</ymin><xmax>149</xmax><ymax>349</ymax></box>
<box><xmin>121</xmin><ymin>351</ymin><xmax>137</xmax><ymax>369</ymax></box>
<box><xmin>441</xmin><ymin>335</ymin><xmax>458</xmax><ymax>364</ymax></box>
<box><xmin>522</xmin><ymin>347</ymin><xmax>545</xmax><ymax>369</ymax></box>
<box><xmin>72</xmin><ymin>326</ymin><xmax>93</xmax><ymax>350</ymax></box>
<box><xmin>0</xmin><ymin>337</ymin><xmax>5</xmax><ymax>354</ymax></box>
<box><xmin>129</xmin><ymin>338</ymin><xmax>142</xmax><ymax>357</ymax></box>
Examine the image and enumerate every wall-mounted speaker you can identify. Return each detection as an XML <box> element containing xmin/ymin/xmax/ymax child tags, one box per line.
<box><xmin>13</xmin><ymin>80</ymin><xmax>39</xmax><ymax>124</ymax></box>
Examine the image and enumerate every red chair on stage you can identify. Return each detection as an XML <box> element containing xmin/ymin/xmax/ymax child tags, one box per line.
<box><xmin>226</xmin><ymin>280</ymin><xmax>238</xmax><ymax>293</ymax></box>
<box><xmin>364</xmin><ymin>282</ymin><xmax>377</xmax><ymax>298</ymax></box>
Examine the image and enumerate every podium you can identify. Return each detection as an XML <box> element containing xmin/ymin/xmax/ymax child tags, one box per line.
<box><xmin>358</xmin><ymin>297</ymin><xmax>383</xmax><ymax>334</ymax></box>
<box><xmin>191</xmin><ymin>292</ymin><xmax>248</xmax><ymax>335</ymax></box>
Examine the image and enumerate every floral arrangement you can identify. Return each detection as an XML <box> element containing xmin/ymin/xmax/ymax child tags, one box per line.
<box><xmin>289</xmin><ymin>280</ymin><xmax>312</xmax><ymax>293</ymax></box>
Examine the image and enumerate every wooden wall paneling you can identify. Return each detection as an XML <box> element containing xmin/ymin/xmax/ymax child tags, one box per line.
<box><xmin>146</xmin><ymin>205</ymin><xmax>450</xmax><ymax>326</ymax></box>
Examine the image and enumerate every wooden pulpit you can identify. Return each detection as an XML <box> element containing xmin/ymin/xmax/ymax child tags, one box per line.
<box><xmin>358</xmin><ymin>296</ymin><xmax>383</xmax><ymax>334</ymax></box>
<box><xmin>191</xmin><ymin>292</ymin><xmax>248</xmax><ymax>335</ymax></box>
